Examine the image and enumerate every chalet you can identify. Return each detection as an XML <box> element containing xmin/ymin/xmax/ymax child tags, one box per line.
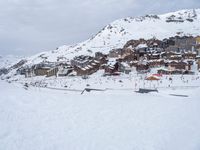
<box><xmin>170</xmin><ymin>70</ymin><xmax>184</xmax><ymax>74</ymax></box>
<box><xmin>174</xmin><ymin>36</ymin><xmax>196</xmax><ymax>51</ymax></box>
<box><xmin>145</xmin><ymin>38</ymin><xmax>164</xmax><ymax>50</ymax></box>
<box><xmin>162</xmin><ymin>38</ymin><xmax>175</xmax><ymax>49</ymax></box>
<box><xmin>164</xmin><ymin>51</ymin><xmax>182</xmax><ymax>60</ymax></box>
<box><xmin>157</xmin><ymin>68</ymin><xmax>183</xmax><ymax>75</ymax></box>
<box><xmin>73</xmin><ymin>58</ymin><xmax>101</xmax><ymax>76</ymax></box>
<box><xmin>120</xmin><ymin>53</ymin><xmax>137</xmax><ymax>62</ymax></box>
<box><xmin>183</xmin><ymin>70</ymin><xmax>195</xmax><ymax>75</ymax></box>
<box><xmin>136</xmin><ymin>61</ymin><xmax>149</xmax><ymax>73</ymax></box>
<box><xmin>54</xmin><ymin>63</ymin><xmax>74</xmax><ymax>77</ymax></box>
<box><xmin>160</xmin><ymin>52</ymin><xmax>167</xmax><ymax>59</ymax></box>
<box><xmin>25</xmin><ymin>68</ymin><xmax>34</xmax><ymax>78</ymax></box>
<box><xmin>95</xmin><ymin>56</ymin><xmax>107</xmax><ymax>65</ymax></box>
<box><xmin>74</xmin><ymin>64</ymin><xmax>99</xmax><ymax>76</ymax></box>
<box><xmin>164</xmin><ymin>36</ymin><xmax>196</xmax><ymax>52</ymax></box>
<box><xmin>57</xmin><ymin>66</ymin><xmax>73</xmax><ymax>77</ymax></box>
<box><xmin>71</xmin><ymin>55</ymin><xmax>93</xmax><ymax>68</ymax></box>
<box><xmin>74</xmin><ymin>66</ymin><xmax>88</xmax><ymax>76</ymax></box>
<box><xmin>95</xmin><ymin>52</ymin><xmax>107</xmax><ymax>59</ymax></box>
<box><xmin>123</xmin><ymin>39</ymin><xmax>139</xmax><ymax>49</ymax></box>
<box><xmin>16</xmin><ymin>67</ymin><xmax>27</xmax><ymax>75</ymax></box>
<box><xmin>148</xmin><ymin>59</ymin><xmax>165</xmax><ymax>68</ymax></box>
<box><xmin>167</xmin><ymin>61</ymin><xmax>189</xmax><ymax>70</ymax></box>
<box><xmin>157</xmin><ymin>68</ymin><xmax>170</xmax><ymax>75</ymax></box>
<box><xmin>74</xmin><ymin>66</ymin><xmax>85</xmax><ymax>76</ymax></box>
<box><xmin>109</xmin><ymin>49</ymin><xmax>123</xmax><ymax>58</ymax></box>
<box><xmin>186</xmin><ymin>60</ymin><xmax>194</xmax><ymax>66</ymax></box>
<box><xmin>169</xmin><ymin>54</ymin><xmax>182</xmax><ymax>61</ymax></box>
<box><xmin>34</xmin><ymin>66</ymin><xmax>51</xmax><ymax>76</ymax></box>
<box><xmin>129</xmin><ymin>61</ymin><xmax>139</xmax><ymax>67</ymax></box>
<box><xmin>46</xmin><ymin>67</ymin><xmax>59</xmax><ymax>77</ymax></box>
<box><xmin>147</xmin><ymin>53</ymin><xmax>160</xmax><ymax>60</ymax></box>
<box><xmin>119</xmin><ymin>62</ymin><xmax>132</xmax><ymax>74</ymax></box>
<box><xmin>32</xmin><ymin>63</ymin><xmax>55</xmax><ymax>76</ymax></box>
<box><xmin>104</xmin><ymin>58</ymin><xmax>119</xmax><ymax>75</ymax></box>
<box><xmin>148</xmin><ymin>41</ymin><xmax>159</xmax><ymax>49</ymax></box>
<box><xmin>123</xmin><ymin>38</ymin><xmax>149</xmax><ymax>50</ymax></box>
<box><xmin>196</xmin><ymin>55</ymin><xmax>200</xmax><ymax>61</ymax></box>
<box><xmin>165</xmin><ymin>45</ymin><xmax>179</xmax><ymax>52</ymax></box>
<box><xmin>90</xmin><ymin>60</ymin><xmax>101</xmax><ymax>68</ymax></box>
<box><xmin>147</xmin><ymin>47</ymin><xmax>163</xmax><ymax>54</ymax></box>
<box><xmin>183</xmin><ymin>51</ymin><xmax>197</xmax><ymax>59</ymax></box>
<box><xmin>122</xmin><ymin>47</ymin><xmax>134</xmax><ymax>56</ymax></box>
<box><xmin>135</xmin><ymin>43</ymin><xmax>148</xmax><ymax>57</ymax></box>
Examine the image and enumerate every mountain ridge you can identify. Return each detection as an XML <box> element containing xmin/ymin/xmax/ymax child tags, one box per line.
<box><xmin>4</xmin><ymin>8</ymin><xmax>200</xmax><ymax>67</ymax></box>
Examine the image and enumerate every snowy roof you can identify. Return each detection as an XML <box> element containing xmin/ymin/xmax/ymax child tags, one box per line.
<box><xmin>108</xmin><ymin>58</ymin><xmax>117</xmax><ymax>66</ymax></box>
<box><xmin>138</xmin><ymin>60</ymin><xmax>148</xmax><ymax>65</ymax></box>
<box><xmin>152</xmin><ymin>53</ymin><xmax>160</xmax><ymax>56</ymax></box>
<box><xmin>87</xmin><ymin>65</ymin><xmax>93</xmax><ymax>69</ymax></box>
<box><xmin>94</xmin><ymin>60</ymin><xmax>100</xmax><ymax>63</ymax></box>
<box><xmin>81</xmin><ymin>68</ymin><xmax>86</xmax><ymax>71</ymax></box>
<box><xmin>136</xmin><ymin>44</ymin><xmax>148</xmax><ymax>49</ymax></box>
<box><xmin>121</xmin><ymin>62</ymin><xmax>130</xmax><ymax>68</ymax></box>
<box><xmin>156</xmin><ymin>67</ymin><xmax>169</xmax><ymax>71</ymax></box>
<box><xmin>57</xmin><ymin>69</ymin><xmax>68</xmax><ymax>75</ymax></box>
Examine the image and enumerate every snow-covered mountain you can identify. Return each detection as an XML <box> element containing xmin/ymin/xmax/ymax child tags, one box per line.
<box><xmin>15</xmin><ymin>9</ymin><xmax>200</xmax><ymax>66</ymax></box>
<box><xmin>0</xmin><ymin>55</ymin><xmax>24</xmax><ymax>68</ymax></box>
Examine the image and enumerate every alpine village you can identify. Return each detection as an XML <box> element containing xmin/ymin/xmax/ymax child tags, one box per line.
<box><xmin>1</xmin><ymin>35</ymin><xmax>200</xmax><ymax>81</ymax></box>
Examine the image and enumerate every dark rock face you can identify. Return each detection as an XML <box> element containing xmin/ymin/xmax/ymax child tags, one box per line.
<box><xmin>0</xmin><ymin>68</ymin><xmax>8</xmax><ymax>75</ymax></box>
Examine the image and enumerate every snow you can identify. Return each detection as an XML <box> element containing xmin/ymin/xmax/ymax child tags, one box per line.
<box><xmin>1</xmin><ymin>8</ymin><xmax>200</xmax><ymax>149</ymax></box>
<box><xmin>136</xmin><ymin>43</ymin><xmax>148</xmax><ymax>49</ymax></box>
<box><xmin>0</xmin><ymin>75</ymin><xmax>200</xmax><ymax>150</ymax></box>
<box><xmin>0</xmin><ymin>55</ymin><xmax>24</xmax><ymax>68</ymax></box>
<box><xmin>13</xmin><ymin>8</ymin><xmax>200</xmax><ymax>66</ymax></box>
<box><xmin>108</xmin><ymin>58</ymin><xmax>117</xmax><ymax>66</ymax></box>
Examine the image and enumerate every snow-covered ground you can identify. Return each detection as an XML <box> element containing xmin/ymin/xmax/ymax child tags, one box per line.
<box><xmin>7</xmin><ymin>70</ymin><xmax>200</xmax><ymax>91</ymax></box>
<box><xmin>1</xmin><ymin>74</ymin><xmax>200</xmax><ymax>150</ymax></box>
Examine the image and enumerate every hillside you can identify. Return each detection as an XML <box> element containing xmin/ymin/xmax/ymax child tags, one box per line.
<box><xmin>0</xmin><ymin>55</ymin><xmax>24</xmax><ymax>68</ymax></box>
<box><xmin>23</xmin><ymin>9</ymin><xmax>200</xmax><ymax>66</ymax></box>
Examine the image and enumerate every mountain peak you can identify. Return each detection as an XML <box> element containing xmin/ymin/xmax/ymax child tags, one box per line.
<box><xmin>160</xmin><ymin>9</ymin><xmax>199</xmax><ymax>22</ymax></box>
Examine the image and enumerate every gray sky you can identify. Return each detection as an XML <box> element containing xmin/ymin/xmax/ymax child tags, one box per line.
<box><xmin>0</xmin><ymin>0</ymin><xmax>200</xmax><ymax>56</ymax></box>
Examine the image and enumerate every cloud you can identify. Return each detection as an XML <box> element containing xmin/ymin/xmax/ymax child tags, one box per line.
<box><xmin>0</xmin><ymin>0</ymin><xmax>199</xmax><ymax>56</ymax></box>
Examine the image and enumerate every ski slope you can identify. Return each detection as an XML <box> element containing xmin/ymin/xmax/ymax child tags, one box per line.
<box><xmin>0</xmin><ymin>79</ymin><xmax>200</xmax><ymax>150</ymax></box>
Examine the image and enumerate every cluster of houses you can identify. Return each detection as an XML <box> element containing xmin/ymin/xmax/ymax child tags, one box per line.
<box><xmin>15</xmin><ymin>53</ymin><xmax>107</xmax><ymax>78</ymax></box>
<box><xmin>12</xmin><ymin>35</ymin><xmax>200</xmax><ymax>78</ymax></box>
<box><xmin>104</xmin><ymin>35</ymin><xmax>200</xmax><ymax>75</ymax></box>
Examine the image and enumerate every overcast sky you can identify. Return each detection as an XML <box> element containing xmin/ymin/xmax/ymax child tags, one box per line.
<box><xmin>0</xmin><ymin>0</ymin><xmax>200</xmax><ymax>56</ymax></box>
